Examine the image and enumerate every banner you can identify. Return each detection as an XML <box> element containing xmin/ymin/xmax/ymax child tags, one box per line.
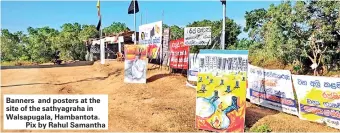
<box><xmin>196</xmin><ymin>50</ymin><xmax>248</xmax><ymax>132</ymax></box>
<box><xmin>188</xmin><ymin>53</ymin><xmax>199</xmax><ymax>81</ymax></box>
<box><xmin>139</xmin><ymin>21</ymin><xmax>163</xmax><ymax>59</ymax></box>
<box><xmin>124</xmin><ymin>45</ymin><xmax>148</xmax><ymax>83</ymax></box>
<box><xmin>248</xmin><ymin>65</ymin><xmax>298</xmax><ymax>115</ymax></box>
<box><xmin>162</xmin><ymin>28</ymin><xmax>170</xmax><ymax>66</ymax></box>
<box><xmin>184</xmin><ymin>27</ymin><xmax>211</xmax><ymax>46</ymax></box>
<box><xmin>169</xmin><ymin>38</ymin><xmax>189</xmax><ymax>69</ymax></box>
<box><xmin>292</xmin><ymin>75</ymin><xmax>340</xmax><ymax>129</ymax></box>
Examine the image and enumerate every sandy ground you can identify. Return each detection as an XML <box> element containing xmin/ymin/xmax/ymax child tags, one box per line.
<box><xmin>1</xmin><ymin>60</ymin><xmax>340</xmax><ymax>132</ymax></box>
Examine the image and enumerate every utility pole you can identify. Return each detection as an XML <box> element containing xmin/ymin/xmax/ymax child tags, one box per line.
<box><xmin>134</xmin><ymin>0</ymin><xmax>136</xmax><ymax>45</ymax></box>
<box><xmin>161</xmin><ymin>10</ymin><xmax>164</xmax><ymax>70</ymax></box>
<box><xmin>146</xmin><ymin>11</ymin><xmax>147</xmax><ymax>23</ymax></box>
<box><xmin>221</xmin><ymin>0</ymin><xmax>226</xmax><ymax>50</ymax></box>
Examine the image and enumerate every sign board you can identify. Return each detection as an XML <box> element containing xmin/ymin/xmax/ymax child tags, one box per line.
<box><xmin>162</xmin><ymin>28</ymin><xmax>170</xmax><ymax>66</ymax></box>
<box><xmin>248</xmin><ymin>65</ymin><xmax>298</xmax><ymax>115</ymax></box>
<box><xmin>184</xmin><ymin>27</ymin><xmax>211</xmax><ymax>46</ymax></box>
<box><xmin>292</xmin><ymin>75</ymin><xmax>340</xmax><ymax>129</ymax></box>
<box><xmin>124</xmin><ymin>45</ymin><xmax>148</xmax><ymax>83</ymax></box>
<box><xmin>169</xmin><ymin>38</ymin><xmax>189</xmax><ymax>69</ymax></box>
<box><xmin>196</xmin><ymin>50</ymin><xmax>248</xmax><ymax>132</ymax></box>
<box><xmin>188</xmin><ymin>53</ymin><xmax>199</xmax><ymax>81</ymax></box>
<box><xmin>139</xmin><ymin>21</ymin><xmax>163</xmax><ymax>59</ymax></box>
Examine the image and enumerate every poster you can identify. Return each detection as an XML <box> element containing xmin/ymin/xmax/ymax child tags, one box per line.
<box><xmin>248</xmin><ymin>65</ymin><xmax>298</xmax><ymax>115</ymax></box>
<box><xmin>139</xmin><ymin>21</ymin><xmax>163</xmax><ymax>59</ymax></box>
<box><xmin>184</xmin><ymin>27</ymin><xmax>211</xmax><ymax>46</ymax></box>
<box><xmin>162</xmin><ymin>28</ymin><xmax>170</xmax><ymax>66</ymax></box>
<box><xmin>188</xmin><ymin>53</ymin><xmax>199</xmax><ymax>81</ymax></box>
<box><xmin>169</xmin><ymin>38</ymin><xmax>189</xmax><ymax>69</ymax></box>
<box><xmin>124</xmin><ymin>45</ymin><xmax>148</xmax><ymax>83</ymax></box>
<box><xmin>292</xmin><ymin>75</ymin><xmax>340</xmax><ymax>129</ymax></box>
<box><xmin>196</xmin><ymin>50</ymin><xmax>248</xmax><ymax>132</ymax></box>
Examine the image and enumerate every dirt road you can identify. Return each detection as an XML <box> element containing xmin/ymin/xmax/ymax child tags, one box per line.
<box><xmin>1</xmin><ymin>61</ymin><xmax>339</xmax><ymax>132</ymax></box>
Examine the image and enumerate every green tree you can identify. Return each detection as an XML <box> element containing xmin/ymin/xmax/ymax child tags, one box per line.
<box><xmin>1</xmin><ymin>29</ymin><xmax>20</xmax><ymax>61</ymax></box>
<box><xmin>229</xmin><ymin>38</ymin><xmax>255</xmax><ymax>50</ymax></box>
<box><xmin>103</xmin><ymin>22</ymin><xmax>130</xmax><ymax>35</ymax></box>
<box><xmin>26</xmin><ymin>26</ymin><xmax>59</xmax><ymax>62</ymax></box>
<box><xmin>161</xmin><ymin>24</ymin><xmax>184</xmax><ymax>40</ymax></box>
<box><xmin>79</xmin><ymin>24</ymin><xmax>98</xmax><ymax>42</ymax></box>
<box><xmin>244</xmin><ymin>1</ymin><xmax>340</xmax><ymax>74</ymax></box>
<box><xmin>57</xmin><ymin>23</ymin><xmax>85</xmax><ymax>61</ymax></box>
<box><xmin>169</xmin><ymin>25</ymin><xmax>184</xmax><ymax>40</ymax></box>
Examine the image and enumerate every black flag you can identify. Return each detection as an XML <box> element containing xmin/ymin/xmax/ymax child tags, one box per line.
<box><xmin>150</xmin><ymin>27</ymin><xmax>155</xmax><ymax>37</ymax></box>
<box><xmin>220</xmin><ymin>0</ymin><xmax>226</xmax><ymax>4</ymax></box>
<box><xmin>96</xmin><ymin>18</ymin><xmax>101</xmax><ymax>31</ymax></box>
<box><xmin>128</xmin><ymin>0</ymin><xmax>139</xmax><ymax>14</ymax></box>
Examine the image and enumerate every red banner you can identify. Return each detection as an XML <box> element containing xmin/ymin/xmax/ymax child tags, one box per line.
<box><xmin>169</xmin><ymin>38</ymin><xmax>189</xmax><ymax>69</ymax></box>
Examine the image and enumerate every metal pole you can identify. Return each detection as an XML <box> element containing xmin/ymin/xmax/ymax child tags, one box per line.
<box><xmin>146</xmin><ymin>11</ymin><xmax>147</xmax><ymax>23</ymax></box>
<box><xmin>134</xmin><ymin>0</ymin><xmax>136</xmax><ymax>45</ymax></box>
<box><xmin>221</xmin><ymin>2</ymin><xmax>226</xmax><ymax>50</ymax></box>
<box><xmin>161</xmin><ymin>10</ymin><xmax>164</xmax><ymax>70</ymax></box>
<box><xmin>100</xmin><ymin>15</ymin><xmax>105</xmax><ymax>64</ymax></box>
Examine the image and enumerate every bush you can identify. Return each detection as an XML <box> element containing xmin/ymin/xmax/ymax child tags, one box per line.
<box><xmin>250</xmin><ymin>124</ymin><xmax>272</xmax><ymax>132</ymax></box>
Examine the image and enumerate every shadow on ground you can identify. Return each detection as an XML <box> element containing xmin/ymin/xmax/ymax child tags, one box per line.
<box><xmin>147</xmin><ymin>73</ymin><xmax>186</xmax><ymax>83</ymax></box>
<box><xmin>245</xmin><ymin>104</ymin><xmax>279</xmax><ymax>128</ymax></box>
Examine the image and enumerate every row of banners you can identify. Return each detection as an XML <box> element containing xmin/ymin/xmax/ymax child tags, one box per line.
<box><xmin>190</xmin><ymin>50</ymin><xmax>340</xmax><ymax>131</ymax></box>
<box><xmin>126</xmin><ymin>20</ymin><xmax>340</xmax><ymax>132</ymax></box>
<box><xmin>124</xmin><ymin>20</ymin><xmax>208</xmax><ymax>83</ymax></box>
<box><xmin>123</xmin><ymin>47</ymin><xmax>340</xmax><ymax>132</ymax></box>
<box><xmin>137</xmin><ymin>21</ymin><xmax>211</xmax><ymax>60</ymax></box>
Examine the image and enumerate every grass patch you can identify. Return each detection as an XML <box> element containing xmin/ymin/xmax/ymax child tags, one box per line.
<box><xmin>324</xmin><ymin>70</ymin><xmax>340</xmax><ymax>77</ymax></box>
<box><xmin>250</xmin><ymin>124</ymin><xmax>272</xmax><ymax>132</ymax></box>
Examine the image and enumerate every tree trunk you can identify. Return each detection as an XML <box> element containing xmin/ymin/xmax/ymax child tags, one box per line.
<box><xmin>314</xmin><ymin>67</ymin><xmax>317</xmax><ymax>76</ymax></box>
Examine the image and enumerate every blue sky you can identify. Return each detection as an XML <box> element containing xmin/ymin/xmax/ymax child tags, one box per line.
<box><xmin>1</xmin><ymin>1</ymin><xmax>282</xmax><ymax>39</ymax></box>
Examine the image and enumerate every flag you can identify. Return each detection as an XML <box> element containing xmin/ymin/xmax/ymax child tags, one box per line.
<box><xmin>96</xmin><ymin>18</ymin><xmax>101</xmax><ymax>31</ymax></box>
<box><xmin>128</xmin><ymin>0</ymin><xmax>139</xmax><ymax>14</ymax></box>
<box><xmin>96</xmin><ymin>0</ymin><xmax>100</xmax><ymax>17</ymax></box>
<box><xmin>220</xmin><ymin>0</ymin><xmax>226</xmax><ymax>4</ymax></box>
<box><xmin>150</xmin><ymin>27</ymin><xmax>155</xmax><ymax>37</ymax></box>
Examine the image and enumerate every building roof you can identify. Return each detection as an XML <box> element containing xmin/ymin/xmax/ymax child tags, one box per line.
<box><xmin>84</xmin><ymin>31</ymin><xmax>139</xmax><ymax>44</ymax></box>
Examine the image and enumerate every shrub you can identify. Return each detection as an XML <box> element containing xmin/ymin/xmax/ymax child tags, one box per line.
<box><xmin>250</xmin><ymin>124</ymin><xmax>272</xmax><ymax>132</ymax></box>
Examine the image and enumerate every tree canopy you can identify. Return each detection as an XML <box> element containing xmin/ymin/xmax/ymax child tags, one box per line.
<box><xmin>1</xmin><ymin>1</ymin><xmax>339</xmax><ymax>75</ymax></box>
<box><xmin>244</xmin><ymin>1</ymin><xmax>340</xmax><ymax>75</ymax></box>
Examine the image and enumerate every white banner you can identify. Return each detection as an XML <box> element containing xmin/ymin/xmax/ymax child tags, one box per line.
<box><xmin>184</xmin><ymin>27</ymin><xmax>211</xmax><ymax>46</ymax></box>
<box><xmin>162</xmin><ymin>28</ymin><xmax>170</xmax><ymax>66</ymax></box>
<box><xmin>139</xmin><ymin>21</ymin><xmax>163</xmax><ymax>46</ymax></box>
<box><xmin>188</xmin><ymin>53</ymin><xmax>199</xmax><ymax>81</ymax></box>
<box><xmin>292</xmin><ymin>75</ymin><xmax>340</xmax><ymax>129</ymax></box>
<box><xmin>248</xmin><ymin>65</ymin><xmax>298</xmax><ymax>115</ymax></box>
